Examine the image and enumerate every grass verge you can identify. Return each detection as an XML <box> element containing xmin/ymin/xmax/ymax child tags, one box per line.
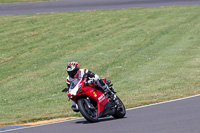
<box><xmin>0</xmin><ymin>5</ymin><xmax>200</xmax><ymax>126</ymax></box>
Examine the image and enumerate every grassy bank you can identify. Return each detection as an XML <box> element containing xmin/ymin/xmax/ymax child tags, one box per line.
<box><xmin>0</xmin><ymin>0</ymin><xmax>52</xmax><ymax>3</ymax></box>
<box><xmin>0</xmin><ymin>5</ymin><xmax>200</xmax><ymax>126</ymax></box>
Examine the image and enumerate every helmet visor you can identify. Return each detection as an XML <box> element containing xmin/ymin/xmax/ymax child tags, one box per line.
<box><xmin>67</xmin><ymin>68</ymin><xmax>79</xmax><ymax>78</ymax></box>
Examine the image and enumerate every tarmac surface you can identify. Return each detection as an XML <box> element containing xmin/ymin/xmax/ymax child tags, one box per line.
<box><xmin>1</xmin><ymin>0</ymin><xmax>200</xmax><ymax>132</ymax></box>
<box><xmin>1</xmin><ymin>94</ymin><xmax>200</xmax><ymax>133</ymax></box>
<box><xmin>0</xmin><ymin>0</ymin><xmax>200</xmax><ymax>15</ymax></box>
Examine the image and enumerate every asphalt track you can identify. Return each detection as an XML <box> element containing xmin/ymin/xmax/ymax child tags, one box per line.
<box><xmin>1</xmin><ymin>0</ymin><xmax>200</xmax><ymax>132</ymax></box>
<box><xmin>0</xmin><ymin>0</ymin><xmax>200</xmax><ymax>15</ymax></box>
<box><xmin>1</xmin><ymin>94</ymin><xmax>200</xmax><ymax>133</ymax></box>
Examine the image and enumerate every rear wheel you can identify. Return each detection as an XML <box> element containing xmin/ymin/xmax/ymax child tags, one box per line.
<box><xmin>112</xmin><ymin>96</ymin><xmax>126</xmax><ymax>118</ymax></box>
<box><xmin>77</xmin><ymin>98</ymin><xmax>98</xmax><ymax>122</ymax></box>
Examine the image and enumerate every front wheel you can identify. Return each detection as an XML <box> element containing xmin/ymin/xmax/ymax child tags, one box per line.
<box><xmin>112</xmin><ymin>96</ymin><xmax>126</xmax><ymax>118</ymax></box>
<box><xmin>77</xmin><ymin>98</ymin><xmax>98</xmax><ymax>122</ymax></box>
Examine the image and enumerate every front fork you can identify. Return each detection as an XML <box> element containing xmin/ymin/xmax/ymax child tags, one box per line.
<box><xmin>84</xmin><ymin>97</ymin><xmax>95</xmax><ymax>110</ymax></box>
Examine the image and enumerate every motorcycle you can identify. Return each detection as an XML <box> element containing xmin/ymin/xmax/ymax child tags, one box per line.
<box><xmin>62</xmin><ymin>78</ymin><xmax>126</xmax><ymax>122</ymax></box>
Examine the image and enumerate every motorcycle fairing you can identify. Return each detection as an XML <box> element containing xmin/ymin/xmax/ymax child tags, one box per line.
<box><xmin>68</xmin><ymin>80</ymin><xmax>115</xmax><ymax>117</ymax></box>
<box><xmin>81</xmin><ymin>87</ymin><xmax>114</xmax><ymax>117</ymax></box>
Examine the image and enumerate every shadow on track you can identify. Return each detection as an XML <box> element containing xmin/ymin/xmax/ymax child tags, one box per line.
<box><xmin>75</xmin><ymin>117</ymin><xmax>127</xmax><ymax>124</ymax></box>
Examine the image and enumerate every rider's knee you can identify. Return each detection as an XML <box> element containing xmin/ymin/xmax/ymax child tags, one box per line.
<box><xmin>99</xmin><ymin>79</ymin><xmax>105</xmax><ymax>86</ymax></box>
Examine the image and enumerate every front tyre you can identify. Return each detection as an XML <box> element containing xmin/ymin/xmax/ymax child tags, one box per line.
<box><xmin>112</xmin><ymin>96</ymin><xmax>126</xmax><ymax>118</ymax></box>
<box><xmin>77</xmin><ymin>98</ymin><xmax>98</xmax><ymax>123</ymax></box>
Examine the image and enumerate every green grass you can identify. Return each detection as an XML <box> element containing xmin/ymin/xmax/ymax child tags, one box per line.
<box><xmin>0</xmin><ymin>5</ymin><xmax>200</xmax><ymax>126</ymax></box>
<box><xmin>0</xmin><ymin>0</ymin><xmax>52</xmax><ymax>3</ymax></box>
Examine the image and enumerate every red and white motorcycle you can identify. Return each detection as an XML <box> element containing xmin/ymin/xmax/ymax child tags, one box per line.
<box><xmin>62</xmin><ymin>78</ymin><xmax>126</xmax><ymax>122</ymax></box>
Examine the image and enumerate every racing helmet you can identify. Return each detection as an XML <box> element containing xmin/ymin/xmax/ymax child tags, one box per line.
<box><xmin>66</xmin><ymin>61</ymin><xmax>80</xmax><ymax>78</ymax></box>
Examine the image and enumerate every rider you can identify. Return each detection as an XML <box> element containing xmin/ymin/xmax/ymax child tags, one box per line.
<box><xmin>66</xmin><ymin>61</ymin><xmax>114</xmax><ymax>112</ymax></box>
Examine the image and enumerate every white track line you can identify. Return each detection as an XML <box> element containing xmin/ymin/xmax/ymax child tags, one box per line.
<box><xmin>1</xmin><ymin>94</ymin><xmax>200</xmax><ymax>133</ymax></box>
<box><xmin>127</xmin><ymin>93</ymin><xmax>200</xmax><ymax>111</ymax></box>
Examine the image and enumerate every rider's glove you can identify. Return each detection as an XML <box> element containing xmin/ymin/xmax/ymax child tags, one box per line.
<box><xmin>84</xmin><ymin>78</ymin><xmax>93</xmax><ymax>86</ymax></box>
<box><xmin>84</xmin><ymin>81</ymin><xmax>89</xmax><ymax>86</ymax></box>
<box><xmin>87</xmin><ymin>78</ymin><xmax>93</xmax><ymax>84</ymax></box>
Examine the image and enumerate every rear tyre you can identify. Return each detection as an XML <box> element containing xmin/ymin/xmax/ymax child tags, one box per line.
<box><xmin>77</xmin><ymin>98</ymin><xmax>98</xmax><ymax>122</ymax></box>
<box><xmin>112</xmin><ymin>96</ymin><xmax>126</xmax><ymax>118</ymax></box>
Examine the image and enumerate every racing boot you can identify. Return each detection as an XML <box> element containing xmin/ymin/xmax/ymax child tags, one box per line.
<box><xmin>96</xmin><ymin>79</ymin><xmax>116</xmax><ymax>103</ymax></box>
<box><xmin>103</xmin><ymin>85</ymin><xmax>116</xmax><ymax>104</ymax></box>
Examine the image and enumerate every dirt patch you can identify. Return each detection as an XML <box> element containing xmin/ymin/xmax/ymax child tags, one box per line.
<box><xmin>0</xmin><ymin>56</ymin><xmax>13</xmax><ymax>63</ymax></box>
<box><xmin>20</xmin><ymin>117</ymin><xmax>80</xmax><ymax>126</ymax></box>
<box><xmin>0</xmin><ymin>73</ymin><xmax>23</xmax><ymax>83</ymax></box>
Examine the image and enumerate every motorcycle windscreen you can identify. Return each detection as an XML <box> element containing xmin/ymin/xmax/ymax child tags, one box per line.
<box><xmin>68</xmin><ymin>80</ymin><xmax>81</xmax><ymax>96</ymax></box>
